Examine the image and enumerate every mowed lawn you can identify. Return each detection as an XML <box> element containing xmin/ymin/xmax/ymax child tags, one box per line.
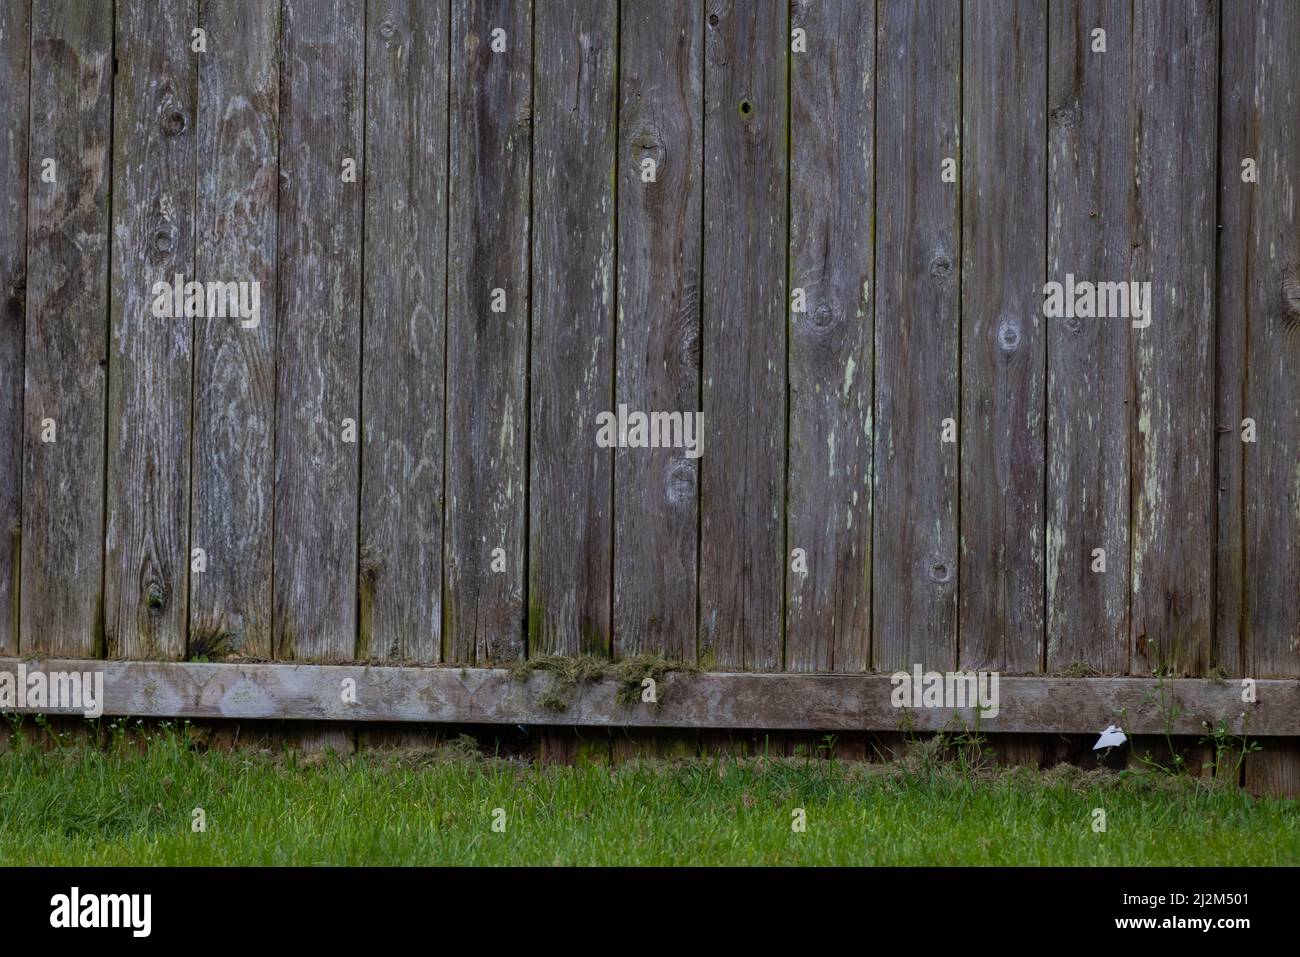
<box><xmin>1</xmin><ymin>723</ymin><xmax>1296</xmax><ymax>866</ymax></box>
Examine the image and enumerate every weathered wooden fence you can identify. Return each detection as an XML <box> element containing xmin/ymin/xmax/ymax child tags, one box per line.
<box><xmin>0</xmin><ymin>1</ymin><xmax>1297</xmax><ymax>787</ymax></box>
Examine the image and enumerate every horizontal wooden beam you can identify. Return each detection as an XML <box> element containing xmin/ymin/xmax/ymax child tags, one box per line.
<box><xmin>1</xmin><ymin>658</ymin><xmax>1297</xmax><ymax>735</ymax></box>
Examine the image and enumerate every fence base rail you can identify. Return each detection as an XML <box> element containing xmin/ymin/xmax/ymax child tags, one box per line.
<box><xmin>1</xmin><ymin>658</ymin><xmax>1297</xmax><ymax>736</ymax></box>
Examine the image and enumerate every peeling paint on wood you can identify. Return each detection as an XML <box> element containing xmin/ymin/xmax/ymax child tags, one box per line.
<box><xmin>787</xmin><ymin>0</ymin><xmax>874</xmax><ymax>673</ymax></box>
<box><xmin>873</xmin><ymin>0</ymin><xmax>960</xmax><ymax>672</ymax></box>
<box><xmin>700</xmin><ymin>0</ymin><xmax>787</xmax><ymax>672</ymax></box>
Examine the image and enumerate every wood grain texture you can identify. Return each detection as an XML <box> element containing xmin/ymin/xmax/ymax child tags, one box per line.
<box><xmin>1246</xmin><ymin>741</ymin><xmax>1300</xmax><ymax>799</ymax></box>
<box><xmin>104</xmin><ymin>0</ymin><xmax>196</xmax><ymax>660</ymax></box>
<box><xmin>1218</xmin><ymin>0</ymin><xmax>1300</xmax><ymax>681</ymax></box>
<box><xmin>5</xmin><ymin>3</ymin><xmax>1299</xmax><ymax>757</ymax></box>
<box><xmin>273</xmin><ymin>0</ymin><xmax>364</xmax><ymax>661</ymax></box>
<box><xmin>444</xmin><ymin>0</ymin><xmax>530</xmax><ymax>665</ymax></box>
<box><xmin>6</xmin><ymin>656</ymin><xmax>1300</xmax><ymax>737</ymax></box>
<box><xmin>959</xmin><ymin>0</ymin><xmax>1046</xmax><ymax>674</ymax></box>
<box><xmin>0</xmin><ymin>0</ymin><xmax>29</xmax><ymax>654</ymax></box>
<box><xmin>872</xmin><ymin>0</ymin><xmax>960</xmax><ymax>673</ymax></box>
<box><xmin>1215</xmin><ymin>6</ymin><xmax>1248</xmax><ymax>678</ymax></box>
<box><xmin>1128</xmin><ymin>1</ymin><xmax>1217</xmax><ymax>677</ymax></box>
<box><xmin>528</xmin><ymin>0</ymin><xmax>617</xmax><ymax>657</ymax></box>
<box><xmin>1045</xmin><ymin>0</ymin><xmax>1132</xmax><ymax>673</ymax></box>
<box><xmin>785</xmin><ymin>0</ymin><xmax>873</xmax><ymax>673</ymax></box>
<box><xmin>613</xmin><ymin>0</ymin><xmax>702</xmax><ymax>660</ymax></box>
<box><xmin>20</xmin><ymin>1</ymin><xmax>112</xmax><ymax>657</ymax></box>
<box><xmin>190</xmin><ymin>0</ymin><xmax>279</xmax><ymax>659</ymax></box>
<box><xmin>699</xmin><ymin>0</ymin><xmax>787</xmax><ymax>672</ymax></box>
<box><xmin>358</xmin><ymin>0</ymin><xmax>448</xmax><ymax>662</ymax></box>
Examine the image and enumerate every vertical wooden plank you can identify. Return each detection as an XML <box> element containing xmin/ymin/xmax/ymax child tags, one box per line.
<box><xmin>612</xmin><ymin>0</ymin><xmax>701</xmax><ymax>762</ymax></box>
<box><xmin>785</xmin><ymin>0</ymin><xmax>873</xmax><ymax>673</ymax></box>
<box><xmin>1246</xmin><ymin>741</ymin><xmax>1300</xmax><ymax>799</ymax></box>
<box><xmin>190</xmin><ymin>0</ymin><xmax>279</xmax><ymax>659</ymax></box>
<box><xmin>21</xmin><ymin>1</ymin><xmax>111</xmax><ymax>657</ymax></box>
<box><xmin>358</xmin><ymin>0</ymin><xmax>448</xmax><ymax>662</ymax></box>
<box><xmin>1045</xmin><ymin>0</ymin><xmax>1132</xmax><ymax>674</ymax></box>
<box><xmin>699</xmin><ymin>0</ymin><xmax>787</xmax><ymax>672</ymax></box>
<box><xmin>1220</xmin><ymin>0</ymin><xmax>1300</xmax><ymax>680</ymax></box>
<box><xmin>987</xmin><ymin>735</ymin><xmax>1044</xmax><ymax>769</ymax></box>
<box><xmin>1215</xmin><ymin>5</ymin><xmax>1248</xmax><ymax>679</ymax></box>
<box><xmin>444</xmin><ymin>0</ymin><xmax>530</xmax><ymax>665</ymax></box>
<box><xmin>104</xmin><ymin>0</ymin><xmax>197</xmax><ymax>660</ymax></box>
<box><xmin>0</xmin><ymin>0</ymin><xmax>30</xmax><ymax>653</ymax></box>
<box><xmin>872</xmin><ymin>0</ymin><xmax>960</xmax><ymax>673</ymax></box>
<box><xmin>959</xmin><ymin>1</ymin><xmax>1046</xmax><ymax>674</ymax></box>
<box><xmin>528</xmin><ymin>0</ymin><xmax>617</xmax><ymax>657</ymax></box>
<box><xmin>613</xmin><ymin>0</ymin><xmax>702</xmax><ymax>661</ymax></box>
<box><xmin>274</xmin><ymin>0</ymin><xmax>364</xmax><ymax>661</ymax></box>
<box><xmin>1222</xmin><ymin>1</ymin><xmax>1300</xmax><ymax>797</ymax></box>
<box><xmin>1129</xmin><ymin>1</ymin><xmax>1217</xmax><ymax>677</ymax></box>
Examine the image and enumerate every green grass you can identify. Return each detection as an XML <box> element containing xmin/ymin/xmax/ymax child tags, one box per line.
<box><xmin>1</xmin><ymin>722</ymin><xmax>1296</xmax><ymax>866</ymax></box>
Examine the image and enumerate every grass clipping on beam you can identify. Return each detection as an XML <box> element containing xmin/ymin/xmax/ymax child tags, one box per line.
<box><xmin>507</xmin><ymin>654</ymin><xmax>699</xmax><ymax>712</ymax></box>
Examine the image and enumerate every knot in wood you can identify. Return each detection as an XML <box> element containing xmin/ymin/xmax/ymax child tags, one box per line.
<box><xmin>634</xmin><ymin>126</ymin><xmax>665</xmax><ymax>165</ymax></box>
<box><xmin>1049</xmin><ymin>103</ymin><xmax>1078</xmax><ymax>130</ymax></box>
<box><xmin>811</xmin><ymin>301</ymin><xmax>835</xmax><ymax>329</ymax></box>
<box><xmin>145</xmin><ymin>581</ymin><xmax>167</xmax><ymax>615</ymax></box>
<box><xmin>996</xmin><ymin>316</ymin><xmax>1021</xmax><ymax>352</ymax></box>
<box><xmin>151</xmin><ymin>223</ymin><xmax>178</xmax><ymax>259</ymax></box>
<box><xmin>666</xmin><ymin>457</ymin><xmax>696</xmax><ymax>507</ymax></box>
<box><xmin>927</xmin><ymin>559</ymin><xmax>952</xmax><ymax>584</ymax></box>
<box><xmin>160</xmin><ymin>109</ymin><xmax>188</xmax><ymax>138</ymax></box>
<box><xmin>1280</xmin><ymin>275</ymin><xmax>1300</xmax><ymax>320</ymax></box>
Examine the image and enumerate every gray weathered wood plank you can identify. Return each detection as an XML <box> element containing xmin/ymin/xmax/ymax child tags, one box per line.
<box><xmin>4</xmin><ymin>656</ymin><xmax>1298</xmax><ymax>737</ymax></box>
<box><xmin>699</xmin><ymin>0</ymin><xmax>787</xmax><ymax>672</ymax></box>
<box><xmin>358</xmin><ymin>0</ymin><xmax>448</xmax><ymax>662</ymax></box>
<box><xmin>1246</xmin><ymin>741</ymin><xmax>1300</xmax><ymax>798</ymax></box>
<box><xmin>20</xmin><ymin>1</ymin><xmax>112</xmax><ymax>658</ymax></box>
<box><xmin>1215</xmin><ymin>7</ymin><xmax>1249</xmax><ymax>678</ymax></box>
<box><xmin>785</xmin><ymin>0</ymin><xmax>873</xmax><ymax>673</ymax></box>
<box><xmin>1219</xmin><ymin>0</ymin><xmax>1300</xmax><ymax>681</ymax></box>
<box><xmin>872</xmin><ymin>0</ymin><xmax>960</xmax><ymax>673</ymax></box>
<box><xmin>444</xmin><ymin>0</ymin><xmax>531</xmax><ymax>665</ymax></box>
<box><xmin>1045</xmin><ymin>0</ymin><xmax>1132</xmax><ymax>673</ymax></box>
<box><xmin>273</xmin><ymin>0</ymin><xmax>364</xmax><ymax>661</ymax></box>
<box><xmin>959</xmin><ymin>0</ymin><xmax>1046</xmax><ymax>674</ymax></box>
<box><xmin>104</xmin><ymin>0</ymin><xmax>197</xmax><ymax>660</ymax></box>
<box><xmin>613</xmin><ymin>0</ymin><xmax>702</xmax><ymax>661</ymax></box>
<box><xmin>1128</xmin><ymin>1</ymin><xmax>1217</xmax><ymax>677</ymax></box>
<box><xmin>528</xmin><ymin>0</ymin><xmax>617</xmax><ymax>657</ymax></box>
<box><xmin>190</xmin><ymin>0</ymin><xmax>279</xmax><ymax>659</ymax></box>
<box><xmin>0</xmin><ymin>0</ymin><xmax>30</xmax><ymax>654</ymax></box>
